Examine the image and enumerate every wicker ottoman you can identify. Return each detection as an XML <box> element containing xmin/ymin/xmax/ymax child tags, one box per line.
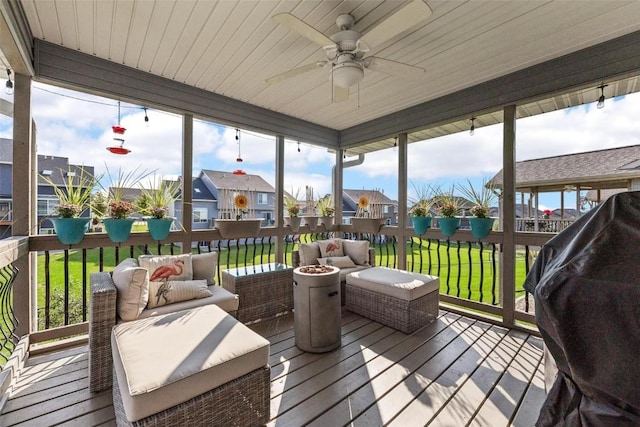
<box><xmin>345</xmin><ymin>267</ymin><xmax>439</xmax><ymax>334</ymax></box>
<box><xmin>111</xmin><ymin>305</ymin><xmax>270</xmax><ymax>426</ymax></box>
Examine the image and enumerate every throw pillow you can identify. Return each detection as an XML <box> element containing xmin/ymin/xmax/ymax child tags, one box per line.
<box><xmin>112</xmin><ymin>258</ymin><xmax>149</xmax><ymax>321</ymax></box>
<box><xmin>342</xmin><ymin>239</ymin><xmax>371</xmax><ymax>265</ymax></box>
<box><xmin>192</xmin><ymin>252</ymin><xmax>217</xmax><ymax>285</ymax></box>
<box><xmin>147</xmin><ymin>279</ymin><xmax>212</xmax><ymax>309</ymax></box>
<box><xmin>139</xmin><ymin>254</ymin><xmax>193</xmax><ymax>282</ymax></box>
<box><xmin>298</xmin><ymin>242</ymin><xmax>321</xmax><ymax>265</ymax></box>
<box><xmin>318</xmin><ymin>255</ymin><xmax>356</xmax><ymax>269</ymax></box>
<box><xmin>318</xmin><ymin>239</ymin><xmax>345</xmax><ymax>258</ymax></box>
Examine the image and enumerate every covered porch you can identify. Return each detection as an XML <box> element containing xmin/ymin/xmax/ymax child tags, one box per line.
<box><xmin>2</xmin><ymin>1</ymin><xmax>640</xmax><ymax>425</ymax></box>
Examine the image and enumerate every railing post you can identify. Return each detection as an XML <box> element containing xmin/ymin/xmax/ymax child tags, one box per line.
<box><xmin>181</xmin><ymin>114</ymin><xmax>193</xmax><ymax>253</ymax></box>
<box><xmin>501</xmin><ymin>105</ymin><xmax>517</xmax><ymax>326</ymax></box>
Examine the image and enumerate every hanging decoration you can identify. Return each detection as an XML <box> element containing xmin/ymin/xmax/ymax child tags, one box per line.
<box><xmin>107</xmin><ymin>101</ymin><xmax>131</xmax><ymax>155</ymax></box>
<box><xmin>232</xmin><ymin>128</ymin><xmax>246</xmax><ymax>175</ymax></box>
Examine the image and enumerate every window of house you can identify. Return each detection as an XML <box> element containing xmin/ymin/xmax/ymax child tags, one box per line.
<box><xmin>258</xmin><ymin>193</ymin><xmax>269</xmax><ymax>205</ymax></box>
<box><xmin>0</xmin><ymin>201</ymin><xmax>10</xmax><ymax>211</ymax></box>
<box><xmin>193</xmin><ymin>207</ymin><xmax>208</xmax><ymax>223</ymax></box>
<box><xmin>383</xmin><ymin>205</ymin><xmax>389</xmax><ymax>214</ymax></box>
<box><xmin>38</xmin><ymin>199</ymin><xmax>58</xmax><ymax>216</ymax></box>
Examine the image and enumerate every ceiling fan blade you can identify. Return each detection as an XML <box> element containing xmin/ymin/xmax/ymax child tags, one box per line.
<box><xmin>364</xmin><ymin>57</ymin><xmax>425</xmax><ymax>80</ymax></box>
<box><xmin>359</xmin><ymin>0</ymin><xmax>432</xmax><ymax>51</ymax></box>
<box><xmin>273</xmin><ymin>13</ymin><xmax>337</xmax><ymax>48</ymax></box>
<box><xmin>266</xmin><ymin>62</ymin><xmax>326</xmax><ymax>85</ymax></box>
<box><xmin>333</xmin><ymin>85</ymin><xmax>350</xmax><ymax>103</ymax></box>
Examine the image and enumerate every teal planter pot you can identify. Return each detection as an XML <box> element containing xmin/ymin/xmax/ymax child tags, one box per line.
<box><xmin>147</xmin><ymin>217</ymin><xmax>174</xmax><ymax>241</ymax></box>
<box><xmin>438</xmin><ymin>217</ymin><xmax>460</xmax><ymax>238</ymax></box>
<box><xmin>469</xmin><ymin>217</ymin><xmax>495</xmax><ymax>239</ymax></box>
<box><xmin>51</xmin><ymin>217</ymin><xmax>91</xmax><ymax>245</ymax></box>
<box><xmin>103</xmin><ymin>218</ymin><xmax>136</xmax><ymax>243</ymax></box>
<box><xmin>412</xmin><ymin>216</ymin><xmax>432</xmax><ymax>235</ymax></box>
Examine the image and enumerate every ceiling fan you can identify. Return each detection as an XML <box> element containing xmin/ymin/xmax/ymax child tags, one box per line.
<box><xmin>266</xmin><ymin>0</ymin><xmax>432</xmax><ymax>102</ymax></box>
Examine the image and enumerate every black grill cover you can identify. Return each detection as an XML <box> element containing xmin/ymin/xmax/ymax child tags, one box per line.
<box><xmin>524</xmin><ymin>191</ymin><xmax>640</xmax><ymax>426</ymax></box>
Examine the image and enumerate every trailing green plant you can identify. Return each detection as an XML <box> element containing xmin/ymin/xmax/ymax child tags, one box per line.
<box><xmin>137</xmin><ymin>176</ymin><xmax>181</xmax><ymax>219</ymax></box>
<box><xmin>457</xmin><ymin>178</ymin><xmax>497</xmax><ymax>218</ymax></box>
<box><xmin>40</xmin><ymin>167</ymin><xmax>99</xmax><ymax>218</ymax></box>
<box><xmin>316</xmin><ymin>195</ymin><xmax>335</xmax><ymax>217</ymax></box>
<box><xmin>409</xmin><ymin>182</ymin><xmax>439</xmax><ymax>217</ymax></box>
<box><xmin>435</xmin><ymin>186</ymin><xmax>460</xmax><ymax>218</ymax></box>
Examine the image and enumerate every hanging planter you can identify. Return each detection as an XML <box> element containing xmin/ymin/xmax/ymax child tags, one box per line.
<box><xmin>147</xmin><ymin>217</ymin><xmax>174</xmax><ymax>241</ymax></box>
<box><xmin>302</xmin><ymin>216</ymin><xmax>319</xmax><ymax>231</ymax></box>
<box><xmin>412</xmin><ymin>216</ymin><xmax>432</xmax><ymax>235</ymax></box>
<box><xmin>103</xmin><ymin>218</ymin><xmax>136</xmax><ymax>243</ymax></box>
<box><xmin>319</xmin><ymin>216</ymin><xmax>334</xmax><ymax>230</ymax></box>
<box><xmin>285</xmin><ymin>216</ymin><xmax>302</xmax><ymax>233</ymax></box>
<box><xmin>50</xmin><ymin>217</ymin><xmax>91</xmax><ymax>245</ymax></box>
<box><xmin>437</xmin><ymin>217</ymin><xmax>460</xmax><ymax>238</ymax></box>
<box><xmin>214</xmin><ymin>218</ymin><xmax>262</xmax><ymax>239</ymax></box>
<box><xmin>351</xmin><ymin>217</ymin><xmax>386</xmax><ymax>234</ymax></box>
<box><xmin>469</xmin><ymin>217</ymin><xmax>495</xmax><ymax>239</ymax></box>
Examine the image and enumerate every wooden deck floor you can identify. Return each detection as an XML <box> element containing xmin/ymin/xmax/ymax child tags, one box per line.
<box><xmin>1</xmin><ymin>309</ymin><xmax>546</xmax><ymax>426</ymax></box>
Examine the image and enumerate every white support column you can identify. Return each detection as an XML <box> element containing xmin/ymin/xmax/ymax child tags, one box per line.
<box><xmin>397</xmin><ymin>133</ymin><xmax>408</xmax><ymax>269</ymax></box>
<box><xmin>575</xmin><ymin>184</ymin><xmax>581</xmax><ymax>217</ymax></box>
<box><xmin>501</xmin><ymin>105</ymin><xmax>517</xmax><ymax>326</ymax></box>
<box><xmin>181</xmin><ymin>114</ymin><xmax>193</xmax><ymax>252</ymax></box>
<box><xmin>12</xmin><ymin>72</ymin><xmax>33</xmax><ymax>336</ymax></box>
<box><xmin>334</xmin><ymin>150</ymin><xmax>344</xmax><ymax>231</ymax></box>
<box><xmin>275</xmin><ymin>135</ymin><xmax>285</xmax><ymax>263</ymax></box>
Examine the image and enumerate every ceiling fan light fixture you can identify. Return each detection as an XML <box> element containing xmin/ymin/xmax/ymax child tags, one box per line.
<box><xmin>331</xmin><ymin>61</ymin><xmax>364</xmax><ymax>88</ymax></box>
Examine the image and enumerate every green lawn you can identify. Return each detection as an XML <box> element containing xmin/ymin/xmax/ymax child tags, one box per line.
<box><xmin>36</xmin><ymin>240</ymin><xmax>533</xmax><ymax>328</ymax></box>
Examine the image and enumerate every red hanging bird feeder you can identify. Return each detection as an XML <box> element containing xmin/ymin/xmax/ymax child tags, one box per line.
<box><xmin>108</xmin><ymin>101</ymin><xmax>131</xmax><ymax>155</ymax></box>
<box><xmin>232</xmin><ymin>128</ymin><xmax>246</xmax><ymax>174</ymax></box>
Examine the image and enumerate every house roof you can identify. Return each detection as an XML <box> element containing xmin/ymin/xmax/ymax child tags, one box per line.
<box><xmin>488</xmin><ymin>145</ymin><xmax>640</xmax><ymax>192</ymax></box>
<box><xmin>191</xmin><ymin>177</ymin><xmax>215</xmax><ymax>201</ymax></box>
<box><xmin>37</xmin><ymin>155</ymin><xmax>95</xmax><ymax>188</ymax></box>
<box><xmin>0</xmin><ymin>138</ymin><xmax>12</xmax><ymax>163</ymax></box>
<box><xmin>202</xmin><ymin>170</ymin><xmax>275</xmax><ymax>193</ymax></box>
<box><xmin>108</xmin><ymin>187</ymin><xmax>142</xmax><ymax>203</ymax></box>
<box><xmin>584</xmin><ymin>188</ymin><xmax>627</xmax><ymax>202</ymax></box>
<box><xmin>343</xmin><ymin>189</ymin><xmax>395</xmax><ymax>209</ymax></box>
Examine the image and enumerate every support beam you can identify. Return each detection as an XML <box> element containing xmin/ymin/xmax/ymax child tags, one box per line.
<box><xmin>180</xmin><ymin>114</ymin><xmax>193</xmax><ymax>252</ymax></box>
<box><xmin>397</xmin><ymin>133</ymin><xmax>408</xmax><ymax>269</ymax></box>
<box><xmin>275</xmin><ymin>135</ymin><xmax>285</xmax><ymax>263</ymax></box>
<box><xmin>334</xmin><ymin>151</ymin><xmax>344</xmax><ymax>229</ymax></box>
<box><xmin>501</xmin><ymin>105</ymin><xmax>517</xmax><ymax>327</ymax></box>
<box><xmin>11</xmin><ymin>72</ymin><xmax>32</xmax><ymax>337</ymax></box>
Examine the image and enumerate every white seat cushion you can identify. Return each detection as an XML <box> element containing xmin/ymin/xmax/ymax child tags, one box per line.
<box><xmin>112</xmin><ymin>304</ymin><xmax>269</xmax><ymax>422</ymax></box>
<box><xmin>346</xmin><ymin>267</ymin><xmax>439</xmax><ymax>301</ymax></box>
<box><xmin>135</xmin><ymin>285</ymin><xmax>239</xmax><ymax>320</ymax></box>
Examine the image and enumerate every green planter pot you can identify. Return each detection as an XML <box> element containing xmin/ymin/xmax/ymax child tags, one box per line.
<box><xmin>438</xmin><ymin>217</ymin><xmax>460</xmax><ymax>238</ymax></box>
<box><xmin>50</xmin><ymin>217</ymin><xmax>91</xmax><ymax>245</ymax></box>
<box><xmin>412</xmin><ymin>216</ymin><xmax>432</xmax><ymax>235</ymax></box>
<box><xmin>103</xmin><ymin>218</ymin><xmax>136</xmax><ymax>243</ymax></box>
<box><xmin>469</xmin><ymin>217</ymin><xmax>495</xmax><ymax>239</ymax></box>
<box><xmin>147</xmin><ymin>217</ymin><xmax>174</xmax><ymax>241</ymax></box>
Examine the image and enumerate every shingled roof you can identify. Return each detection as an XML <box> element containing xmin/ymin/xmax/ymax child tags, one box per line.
<box><xmin>201</xmin><ymin>170</ymin><xmax>275</xmax><ymax>192</ymax></box>
<box><xmin>489</xmin><ymin>144</ymin><xmax>640</xmax><ymax>192</ymax></box>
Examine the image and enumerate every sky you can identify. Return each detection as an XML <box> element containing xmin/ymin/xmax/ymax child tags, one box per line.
<box><xmin>1</xmin><ymin>81</ymin><xmax>639</xmax><ymax>212</ymax></box>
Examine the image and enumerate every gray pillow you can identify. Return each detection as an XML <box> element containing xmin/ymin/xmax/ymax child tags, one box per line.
<box><xmin>192</xmin><ymin>252</ymin><xmax>217</xmax><ymax>285</ymax></box>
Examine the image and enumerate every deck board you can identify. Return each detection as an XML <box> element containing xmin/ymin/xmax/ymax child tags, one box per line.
<box><xmin>1</xmin><ymin>310</ymin><xmax>545</xmax><ymax>426</ymax></box>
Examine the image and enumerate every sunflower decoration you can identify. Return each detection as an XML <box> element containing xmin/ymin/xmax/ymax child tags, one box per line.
<box><xmin>233</xmin><ymin>193</ymin><xmax>249</xmax><ymax>220</ymax></box>
<box><xmin>356</xmin><ymin>195</ymin><xmax>370</xmax><ymax>217</ymax></box>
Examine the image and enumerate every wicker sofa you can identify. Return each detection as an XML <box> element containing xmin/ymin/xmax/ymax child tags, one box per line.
<box><xmin>88</xmin><ymin>270</ymin><xmax>239</xmax><ymax>393</ymax></box>
<box><xmin>291</xmin><ymin>239</ymin><xmax>376</xmax><ymax>305</ymax></box>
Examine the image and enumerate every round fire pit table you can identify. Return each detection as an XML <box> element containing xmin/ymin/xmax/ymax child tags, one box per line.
<box><xmin>293</xmin><ymin>265</ymin><xmax>341</xmax><ymax>353</ymax></box>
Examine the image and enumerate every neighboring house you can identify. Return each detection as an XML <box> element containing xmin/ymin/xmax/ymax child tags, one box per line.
<box><xmin>199</xmin><ymin>170</ymin><xmax>276</xmax><ymax>226</ymax></box>
<box><xmin>489</xmin><ymin>144</ymin><xmax>640</xmax><ymax>218</ymax></box>
<box><xmin>342</xmin><ymin>189</ymin><xmax>397</xmax><ymax>225</ymax></box>
<box><xmin>172</xmin><ymin>176</ymin><xmax>217</xmax><ymax>231</ymax></box>
<box><xmin>0</xmin><ymin>139</ymin><xmax>12</xmax><ymax>238</ymax></box>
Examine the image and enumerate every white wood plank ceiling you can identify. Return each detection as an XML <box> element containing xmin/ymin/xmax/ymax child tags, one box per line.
<box><xmin>15</xmin><ymin>0</ymin><xmax>640</xmax><ymax>145</ymax></box>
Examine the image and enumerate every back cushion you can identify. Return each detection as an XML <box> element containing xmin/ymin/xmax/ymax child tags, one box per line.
<box><xmin>318</xmin><ymin>239</ymin><xmax>345</xmax><ymax>258</ymax></box>
<box><xmin>147</xmin><ymin>280</ymin><xmax>212</xmax><ymax>309</ymax></box>
<box><xmin>192</xmin><ymin>252</ymin><xmax>217</xmax><ymax>285</ymax></box>
<box><xmin>298</xmin><ymin>242</ymin><xmax>321</xmax><ymax>265</ymax></box>
<box><xmin>112</xmin><ymin>258</ymin><xmax>149</xmax><ymax>321</ymax></box>
<box><xmin>343</xmin><ymin>240</ymin><xmax>370</xmax><ymax>265</ymax></box>
<box><xmin>139</xmin><ymin>254</ymin><xmax>193</xmax><ymax>282</ymax></box>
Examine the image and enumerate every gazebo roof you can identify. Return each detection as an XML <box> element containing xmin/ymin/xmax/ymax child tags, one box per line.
<box><xmin>488</xmin><ymin>144</ymin><xmax>640</xmax><ymax>193</ymax></box>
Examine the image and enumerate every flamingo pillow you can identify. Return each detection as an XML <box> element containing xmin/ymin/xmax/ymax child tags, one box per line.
<box><xmin>318</xmin><ymin>239</ymin><xmax>345</xmax><ymax>258</ymax></box>
<box><xmin>139</xmin><ymin>254</ymin><xmax>193</xmax><ymax>282</ymax></box>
